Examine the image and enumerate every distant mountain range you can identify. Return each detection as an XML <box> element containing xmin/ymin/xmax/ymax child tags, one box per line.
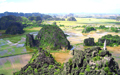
<box><xmin>0</xmin><ymin>12</ymin><xmax>120</xmax><ymax>19</ymax></box>
<box><xmin>0</xmin><ymin>11</ymin><xmax>46</xmax><ymax>18</ymax></box>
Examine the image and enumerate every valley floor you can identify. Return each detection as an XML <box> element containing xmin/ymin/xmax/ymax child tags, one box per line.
<box><xmin>0</xmin><ymin>18</ymin><xmax>120</xmax><ymax>74</ymax></box>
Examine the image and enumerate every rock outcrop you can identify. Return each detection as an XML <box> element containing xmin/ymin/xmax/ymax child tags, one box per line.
<box><xmin>61</xmin><ymin>46</ymin><xmax>120</xmax><ymax>75</ymax></box>
<box><xmin>84</xmin><ymin>38</ymin><xmax>95</xmax><ymax>46</ymax></box>
<box><xmin>25</xmin><ymin>34</ymin><xmax>39</xmax><ymax>47</ymax></box>
<box><xmin>26</xmin><ymin>25</ymin><xmax>71</xmax><ymax>50</ymax></box>
<box><xmin>5</xmin><ymin>22</ymin><xmax>24</xmax><ymax>35</ymax></box>
<box><xmin>14</xmin><ymin>46</ymin><xmax>120</xmax><ymax>75</ymax></box>
<box><xmin>13</xmin><ymin>48</ymin><xmax>62</xmax><ymax>75</ymax></box>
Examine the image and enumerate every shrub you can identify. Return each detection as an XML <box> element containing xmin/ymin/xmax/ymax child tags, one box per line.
<box><xmin>48</xmin><ymin>65</ymin><xmax>54</xmax><ymax>69</ymax></box>
<box><xmin>82</xmin><ymin>26</ymin><xmax>96</xmax><ymax>33</ymax></box>
<box><xmin>85</xmin><ymin>65</ymin><xmax>90</xmax><ymax>72</ymax></box>
<box><xmin>68</xmin><ymin>58</ymin><xmax>73</xmax><ymax>66</ymax></box>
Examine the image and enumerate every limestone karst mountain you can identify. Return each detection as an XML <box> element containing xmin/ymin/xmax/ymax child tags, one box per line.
<box><xmin>26</xmin><ymin>25</ymin><xmax>71</xmax><ymax>50</ymax></box>
<box><xmin>13</xmin><ymin>48</ymin><xmax>62</xmax><ymax>75</ymax></box>
<box><xmin>62</xmin><ymin>46</ymin><xmax>120</xmax><ymax>75</ymax></box>
<box><xmin>14</xmin><ymin>46</ymin><xmax>120</xmax><ymax>75</ymax></box>
<box><xmin>5</xmin><ymin>22</ymin><xmax>24</xmax><ymax>35</ymax></box>
<box><xmin>0</xmin><ymin>15</ymin><xmax>23</xmax><ymax>30</ymax></box>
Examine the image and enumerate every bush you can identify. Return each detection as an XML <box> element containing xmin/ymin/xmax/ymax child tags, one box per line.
<box><xmin>111</xmin><ymin>27</ymin><xmax>119</xmax><ymax>33</ymax></box>
<box><xmin>82</xmin><ymin>26</ymin><xmax>96</xmax><ymax>33</ymax></box>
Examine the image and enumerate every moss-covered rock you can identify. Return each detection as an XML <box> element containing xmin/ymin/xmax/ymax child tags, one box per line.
<box><xmin>33</xmin><ymin>25</ymin><xmax>71</xmax><ymax>50</ymax></box>
<box><xmin>13</xmin><ymin>48</ymin><xmax>62</xmax><ymax>75</ymax></box>
<box><xmin>5</xmin><ymin>22</ymin><xmax>24</xmax><ymax>35</ymax></box>
<box><xmin>25</xmin><ymin>34</ymin><xmax>39</xmax><ymax>47</ymax></box>
<box><xmin>14</xmin><ymin>46</ymin><xmax>120</xmax><ymax>75</ymax></box>
<box><xmin>61</xmin><ymin>46</ymin><xmax>120</xmax><ymax>75</ymax></box>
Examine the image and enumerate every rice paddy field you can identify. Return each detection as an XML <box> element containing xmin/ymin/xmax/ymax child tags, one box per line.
<box><xmin>0</xmin><ymin>18</ymin><xmax>120</xmax><ymax>75</ymax></box>
<box><xmin>46</xmin><ymin>18</ymin><xmax>120</xmax><ymax>27</ymax></box>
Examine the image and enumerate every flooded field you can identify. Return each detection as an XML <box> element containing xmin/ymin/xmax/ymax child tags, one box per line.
<box><xmin>0</xmin><ymin>26</ymin><xmax>120</xmax><ymax>74</ymax></box>
<box><xmin>0</xmin><ymin>54</ymin><xmax>32</xmax><ymax>75</ymax></box>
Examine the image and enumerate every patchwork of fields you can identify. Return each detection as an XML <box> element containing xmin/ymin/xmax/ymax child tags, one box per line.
<box><xmin>0</xmin><ymin>18</ymin><xmax>120</xmax><ymax>74</ymax></box>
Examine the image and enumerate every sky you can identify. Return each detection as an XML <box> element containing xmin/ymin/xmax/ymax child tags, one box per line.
<box><xmin>0</xmin><ymin>0</ymin><xmax>120</xmax><ymax>14</ymax></box>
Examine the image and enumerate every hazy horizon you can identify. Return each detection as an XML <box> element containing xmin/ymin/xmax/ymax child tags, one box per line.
<box><xmin>0</xmin><ymin>0</ymin><xmax>120</xmax><ymax>14</ymax></box>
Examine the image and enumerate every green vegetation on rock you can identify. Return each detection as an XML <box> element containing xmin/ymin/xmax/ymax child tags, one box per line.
<box><xmin>5</xmin><ymin>22</ymin><xmax>24</xmax><ymax>35</ymax></box>
<box><xmin>97</xmin><ymin>34</ymin><xmax>120</xmax><ymax>47</ymax></box>
<box><xmin>26</xmin><ymin>25</ymin><xmax>71</xmax><ymax>50</ymax></box>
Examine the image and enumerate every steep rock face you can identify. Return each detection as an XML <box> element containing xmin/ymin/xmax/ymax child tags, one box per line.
<box><xmin>25</xmin><ymin>34</ymin><xmax>35</xmax><ymax>47</ymax></box>
<box><xmin>84</xmin><ymin>38</ymin><xmax>95</xmax><ymax>46</ymax></box>
<box><xmin>35</xmin><ymin>25</ymin><xmax>71</xmax><ymax>50</ymax></box>
<box><xmin>25</xmin><ymin>34</ymin><xmax>39</xmax><ymax>47</ymax></box>
<box><xmin>13</xmin><ymin>48</ymin><xmax>61</xmax><ymax>75</ymax></box>
<box><xmin>67</xmin><ymin>17</ymin><xmax>77</xmax><ymax>21</ymax></box>
<box><xmin>14</xmin><ymin>46</ymin><xmax>120</xmax><ymax>75</ymax></box>
<box><xmin>61</xmin><ymin>46</ymin><xmax>120</xmax><ymax>75</ymax></box>
<box><xmin>5</xmin><ymin>22</ymin><xmax>24</xmax><ymax>35</ymax></box>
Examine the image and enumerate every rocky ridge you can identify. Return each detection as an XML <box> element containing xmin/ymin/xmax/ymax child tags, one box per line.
<box><xmin>14</xmin><ymin>46</ymin><xmax>120</xmax><ymax>75</ymax></box>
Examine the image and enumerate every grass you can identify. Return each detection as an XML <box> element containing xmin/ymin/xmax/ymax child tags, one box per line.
<box><xmin>0</xmin><ymin>45</ymin><xmax>36</xmax><ymax>58</ymax></box>
<box><xmin>44</xmin><ymin>18</ymin><xmax>120</xmax><ymax>26</ymax></box>
<box><xmin>0</xmin><ymin>61</ymin><xmax>20</xmax><ymax>75</ymax></box>
<box><xmin>0</xmin><ymin>29</ymin><xmax>40</xmax><ymax>43</ymax></box>
<box><xmin>14</xmin><ymin>59</ymin><xmax>20</xmax><ymax>63</ymax></box>
<box><xmin>0</xmin><ymin>45</ymin><xmax>10</xmax><ymax>50</ymax></box>
<box><xmin>4</xmin><ymin>60</ymin><xmax>12</xmax><ymax>67</ymax></box>
<box><xmin>75</xmin><ymin>43</ymin><xmax>83</xmax><ymax>46</ymax></box>
<box><xmin>0</xmin><ymin>51</ymin><xmax>33</xmax><ymax>58</ymax></box>
<box><xmin>0</xmin><ymin>69</ymin><xmax>14</xmax><ymax>75</ymax></box>
<box><xmin>0</xmin><ymin>30</ymin><xmax>5</xmax><ymax>33</ymax></box>
<box><xmin>24</xmin><ymin>27</ymin><xmax>42</xmax><ymax>31</ymax></box>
